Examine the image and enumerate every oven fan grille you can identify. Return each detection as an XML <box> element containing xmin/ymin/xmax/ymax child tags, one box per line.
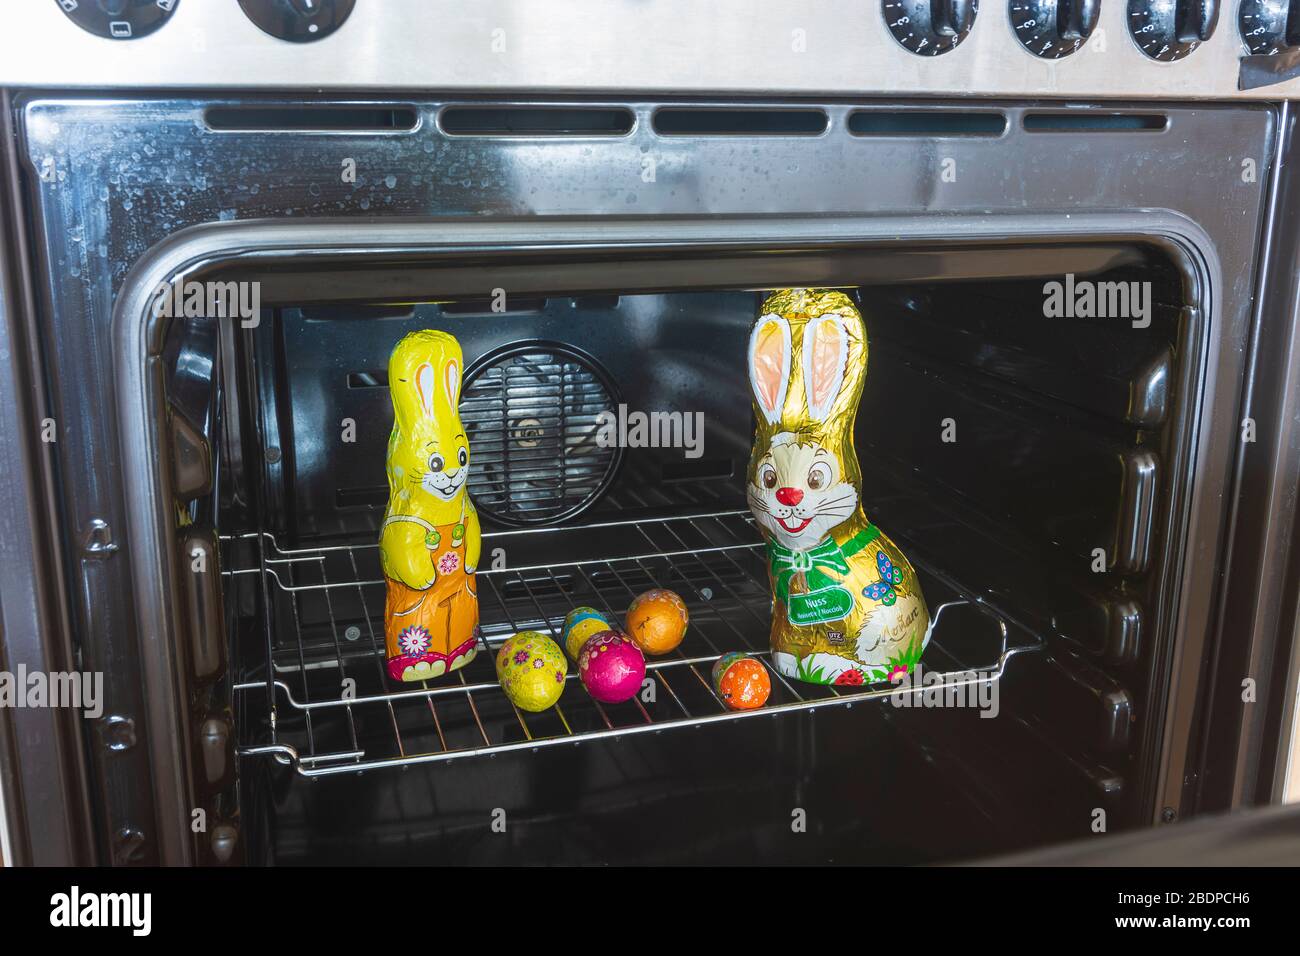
<box><xmin>460</xmin><ymin>343</ymin><xmax>620</xmax><ymax>526</ymax></box>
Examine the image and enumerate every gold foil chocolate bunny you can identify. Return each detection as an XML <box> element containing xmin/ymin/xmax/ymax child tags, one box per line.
<box><xmin>747</xmin><ymin>289</ymin><xmax>930</xmax><ymax>685</ymax></box>
<box><xmin>380</xmin><ymin>330</ymin><xmax>481</xmax><ymax>682</ymax></box>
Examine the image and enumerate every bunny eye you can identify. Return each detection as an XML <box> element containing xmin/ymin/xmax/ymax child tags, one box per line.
<box><xmin>457</xmin><ymin>447</ymin><xmax>468</xmax><ymax>468</ymax></box>
<box><xmin>808</xmin><ymin>462</ymin><xmax>832</xmax><ymax>491</ymax></box>
<box><xmin>428</xmin><ymin>453</ymin><xmax>445</xmax><ymax>473</ymax></box>
<box><xmin>760</xmin><ymin>464</ymin><xmax>778</xmax><ymax>489</ymax></box>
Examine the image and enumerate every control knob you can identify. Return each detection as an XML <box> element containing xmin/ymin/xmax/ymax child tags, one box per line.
<box><xmin>1128</xmin><ymin>0</ymin><xmax>1218</xmax><ymax>61</ymax></box>
<box><xmin>54</xmin><ymin>0</ymin><xmax>179</xmax><ymax>40</ymax></box>
<box><xmin>883</xmin><ymin>0</ymin><xmax>980</xmax><ymax>56</ymax></box>
<box><xmin>1239</xmin><ymin>0</ymin><xmax>1300</xmax><ymax>55</ymax></box>
<box><xmin>238</xmin><ymin>0</ymin><xmax>356</xmax><ymax>43</ymax></box>
<box><xmin>1009</xmin><ymin>0</ymin><xmax>1101</xmax><ymax>58</ymax></box>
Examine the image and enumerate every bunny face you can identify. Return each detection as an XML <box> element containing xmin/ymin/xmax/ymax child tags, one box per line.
<box><xmin>410</xmin><ymin>431</ymin><xmax>469</xmax><ymax>502</ymax></box>
<box><xmin>386</xmin><ymin>330</ymin><xmax>470</xmax><ymax>524</ymax></box>
<box><xmin>747</xmin><ymin>289</ymin><xmax>866</xmax><ymax>549</ymax></box>
<box><xmin>749</xmin><ymin>432</ymin><xmax>858</xmax><ymax>549</ymax></box>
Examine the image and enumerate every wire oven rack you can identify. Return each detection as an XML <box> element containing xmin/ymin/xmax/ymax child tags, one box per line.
<box><xmin>228</xmin><ymin>508</ymin><xmax>1036</xmax><ymax>777</ymax></box>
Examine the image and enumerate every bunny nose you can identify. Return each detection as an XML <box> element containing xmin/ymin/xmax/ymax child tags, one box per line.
<box><xmin>775</xmin><ymin>487</ymin><xmax>803</xmax><ymax>506</ymax></box>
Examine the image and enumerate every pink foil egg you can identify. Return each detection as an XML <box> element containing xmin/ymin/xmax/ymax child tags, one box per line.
<box><xmin>578</xmin><ymin>630</ymin><xmax>646</xmax><ymax>704</ymax></box>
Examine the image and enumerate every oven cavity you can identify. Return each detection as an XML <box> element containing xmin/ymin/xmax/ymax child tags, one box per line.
<box><xmin>151</xmin><ymin>238</ymin><xmax>1194</xmax><ymax>862</ymax></box>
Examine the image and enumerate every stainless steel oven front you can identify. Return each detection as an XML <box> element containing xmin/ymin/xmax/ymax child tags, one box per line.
<box><xmin>2</xmin><ymin>2</ymin><xmax>1300</xmax><ymax>867</ymax></box>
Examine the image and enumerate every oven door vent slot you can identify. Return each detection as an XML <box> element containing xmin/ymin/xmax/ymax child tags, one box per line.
<box><xmin>848</xmin><ymin>111</ymin><xmax>1006</xmax><ymax>137</ymax></box>
<box><xmin>204</xmin><ymin>106</ymin><xmax>419</xmax><ymax>132</ymax></box>
<box><xmin>652</xmin><ymin>108</ymin><xmax>828</xmax><ymax>136</ymax></box>
<box><xmin>1022</xmin><ymin>112</ymin><xmax>1168</xmax><ymax>133</ymax></box>
<box><xmin>439</xmin><ymin>107</ymin><xmax>634</xmax><ymax>137</ymax></box>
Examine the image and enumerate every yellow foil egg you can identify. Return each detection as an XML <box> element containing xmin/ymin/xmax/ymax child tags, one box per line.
<box><xmin>495</xmin><ymin>631</ymin><xmax>568</xmax><ymax>712</ymax></box>
<box><xmin>562</xmin><ymin>606</ymin><xmax>613</xmax><ymax>661</ymax></box>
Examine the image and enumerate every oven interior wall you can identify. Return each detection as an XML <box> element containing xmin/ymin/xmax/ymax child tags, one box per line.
<box><xmin>249</xmin><ymin>292</ymin><xmax>755</xmax><ymax>542</ymax></box>
<box><xmin>182</xmin><ymin>247</ymin><xmax>1187</xmax><ymax>864</ymax></box>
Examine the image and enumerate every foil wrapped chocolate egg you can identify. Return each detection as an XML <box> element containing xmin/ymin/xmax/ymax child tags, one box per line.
<box><xmin>578</xmin><ymin>630</ymin><xmax>646</xmax><ymax>704</ymax></box>
<box><xmin>496</xmin><ymin>631</ymin><xmax>568</xmax><ymax>713</ymax></box>
<box><xmin>562</xmin><ymin>605</ymin><xmax>613</xmax><ymax>661</ymax></box>
<box><xmin>625</xmin><ymin>588</ymin><xmax>689</xmax><ymax>656</ymax></box>
<box><xmin>711</xmin><ymin>652</ymin><xmax>772</xmax><ymax>711</ymax></box>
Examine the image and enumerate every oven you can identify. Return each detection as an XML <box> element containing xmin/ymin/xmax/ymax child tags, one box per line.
<box><xmin>1</xmin><ymin>1</ymin><xmax>1300</xmax><ymax>868</ymax></box>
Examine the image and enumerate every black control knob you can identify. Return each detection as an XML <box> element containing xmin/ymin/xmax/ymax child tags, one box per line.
<box><xmin>1240</xmin><ymin>0</ymin><xmax>1300</xmax><ymax>54</ymax></box>
<box><xmin>54</xmin><ymin>0</ymin><xmax>179</xmax><ymax>40</ymax></box>
<box><xmin>1010</xmin><ymin>0</ymin><xmax>1101</xmax><ymax>58</ymax></box>
<box><xmin>883</xmin><ymin>0</ymin><xmax>980</xmax><ymax>55</ymax></box>
<box><xmin>238</xmin><ymin>0</ymin><xmax>356</xmax><ymax>43</ymax></box>
<box><xmin>1128</xmin><ymin>0</ymin><xmax>1217</xmax><ymax>60</ymax></box>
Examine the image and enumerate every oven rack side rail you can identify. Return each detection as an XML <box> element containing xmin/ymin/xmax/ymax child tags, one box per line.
<box><xmin>225</xmin><ymin>508</ymin><xmax>1040</xmax><ymax>777</ymax></box>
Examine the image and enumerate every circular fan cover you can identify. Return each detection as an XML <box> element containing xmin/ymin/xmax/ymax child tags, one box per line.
<box><xmin>461</xmin><ymin>342</ymin><xmax>621</xmax><ymax>525</ymax></box>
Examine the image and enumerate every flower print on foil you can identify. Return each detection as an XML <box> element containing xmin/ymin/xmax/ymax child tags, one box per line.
<box><xmin>398</xmin><ymin>625</ymin><xmax>431</xmax><ymax>656</ymax></box>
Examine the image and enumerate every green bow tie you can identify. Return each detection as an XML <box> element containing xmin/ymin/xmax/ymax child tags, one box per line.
<box><xmin>767</xmin><ymin>525</ymin><xmax>879</xmax><ymax>604</ymax></box>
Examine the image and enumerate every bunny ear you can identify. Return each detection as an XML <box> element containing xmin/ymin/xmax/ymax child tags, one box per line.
<box><xmin>749</xmin><ymin>314</ymin><xmax>791</xmax><ymax>425</ymax></box>
<box><xmin>415</xmin><ymin>362</ymin><xmax>437</xmax><ymax>416</ymax></box>
<box><xmin>444</xmin><ymin>358</ymin><xmax>461</xmax><ymax>408</ymax></box>
<box><xmin>803</xmin><ymin>314</ymin><xmax>848</xmax><ymax>422</ymax></box>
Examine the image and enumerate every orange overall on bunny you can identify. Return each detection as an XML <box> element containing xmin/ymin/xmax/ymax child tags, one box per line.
<box><xmin>380</xmin><ymin>330</ymin><xmax>481</xmax><ymax>682</ymax></box>
<box><xmin>747</xmin><ymin>289</ymin><xmax>930</xmax><ymax>685</ymax></box>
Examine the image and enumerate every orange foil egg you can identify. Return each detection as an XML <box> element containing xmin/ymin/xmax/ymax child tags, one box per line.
<box><xmin>711</xmin><ymin>653</ymin><xmax>772</xmax><ymax>711</ymax></box>
<box><xmin>625</xmin><ymin>589</ymin><xmax>689</xmax><ymax>656</ymax></box>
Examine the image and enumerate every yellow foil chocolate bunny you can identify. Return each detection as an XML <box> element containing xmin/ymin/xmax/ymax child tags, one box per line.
<box><xmin>747</xmin><ymin>290</ymin><xmax>930</xmax><ymax>686</ymax></box>
<box><xmin>381</xmin><ymin>330</ymin><xmax>481</xmax><ymax>682</ymax></box>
